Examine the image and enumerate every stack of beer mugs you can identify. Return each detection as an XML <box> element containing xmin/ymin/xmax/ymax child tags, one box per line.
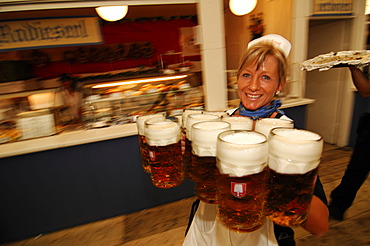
<box><xmin>137</xmin><ymin>110</ymin><xmax>323</xmax><ymax>233</ymax></box>
<box><xmin>214</xmin><ymin>124</ymin><xmax>323</xmax><ymax>232</ymax></box>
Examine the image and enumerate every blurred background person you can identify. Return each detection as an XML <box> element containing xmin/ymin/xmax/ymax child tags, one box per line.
<box><xmin>329</xmin><ymin>66</ymin><xmax>370</xmax><ymax>220</ymax></box>
<box><xmin>58</xmin><ymin>74</ymin><xmax>83</xmax><ymax>124</ymax></box>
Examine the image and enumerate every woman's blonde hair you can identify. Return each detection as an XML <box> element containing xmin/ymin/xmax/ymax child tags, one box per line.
<box><xmin>237</xmin><ymin>42</ymin><xmax>288</xmax><ymax>85</ymax></box>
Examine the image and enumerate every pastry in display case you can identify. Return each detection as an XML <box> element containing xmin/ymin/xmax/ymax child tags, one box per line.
<box><xmin>0</xmin><ymin>83</ymin><xmax>77</xmax><ymax>143</ymax></box>
<box><xmin>0</xmin><ymin>98</ymin><xmax>20</xmax><ymax>144</ymax></box>
<box><xmin>81</xmin><ymin>72</ymin><xmax>204</xmax><ymax>128</ymax></box>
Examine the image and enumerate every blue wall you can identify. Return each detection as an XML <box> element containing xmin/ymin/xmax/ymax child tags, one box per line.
<box><xmin>284</xmin><ymin>105</ymin><xmax>307</xmax><ymax>129</ymax></box>
<box><xmin>0</xmin><ymin>136</ymin><xmax>195</xmax><ymax>243</ymax></box>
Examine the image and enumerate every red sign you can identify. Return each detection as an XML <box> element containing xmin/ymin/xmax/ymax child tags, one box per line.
<box><xmin>231</xmin><ymin>182</ymin><xmax>247</xmax><ymax>198</ymax></box>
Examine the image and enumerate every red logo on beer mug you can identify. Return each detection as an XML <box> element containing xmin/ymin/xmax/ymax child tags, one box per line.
<box><xmin>231</xmin><ymin>182</ymin><xmax>247</xmax><ymax>198</ymax></box>
<box><xmin>149</xmin><ymin>151</ymin><xmax>156</xmax><ymax>161</ymax></box>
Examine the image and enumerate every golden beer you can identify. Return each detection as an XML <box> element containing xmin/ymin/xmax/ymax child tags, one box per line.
<box><xmin>147</xmin><ymin>142</ymin><xmax>184</xmax><ymax>188</ymax></box>
<box><xmin>191</xmin><ymin>155</ymin><xmax>219</xmax><ymax>203</ymax></box>
<box><xmin>183</xmin><ymin>137</ymin><xmax>193</xmax><ymax>178</ymax></box>
<box><xmin>265</xmin><ymin>167</ymin><xmax>318</xmax><ymax>227</ymax></box>
<box><xmin>266</xmin><ymin>128</ymin><xmax>323</xmax><ymax>227</ymax></box>
<box><xmin>216</xmin><ymin>130</ymin><xmax>268</xmax><ymax>232</ymax></box>
<box><xmin>138</xmin><ymin>135</ymin><xmax>150</xmax><ymax>172</ymax></box>
<box><xmin>144</xmin><ymin>118</ymin><xmax>183</xmax><ymax>188</ymax></box>
<box><xmin>217</xmin><ymin>168</ymin><xmax>268</xmax><ymax>232</ymax></box>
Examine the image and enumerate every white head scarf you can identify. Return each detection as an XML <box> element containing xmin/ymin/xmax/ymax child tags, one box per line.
<box><xmin>248</xmin><ymin>34</ymin><xmax>291</xmax><ymax>57</ymax></box>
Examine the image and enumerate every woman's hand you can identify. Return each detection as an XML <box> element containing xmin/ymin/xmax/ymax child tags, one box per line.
<box><xmin>301</xmin><ymin>195</ymin><xmax>329</xmax><ymax>237</ymax></box>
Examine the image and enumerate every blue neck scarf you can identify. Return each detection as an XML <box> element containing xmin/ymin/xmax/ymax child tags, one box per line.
<box><xmin>238</xmin><ymin>99</ymin><xmax>284</xmax><ymax>120</ymax></box>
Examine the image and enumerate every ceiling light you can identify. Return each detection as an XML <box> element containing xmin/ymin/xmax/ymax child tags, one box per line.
<box><xmin>95</xmin><ymin>5</ymin><xmax>128</xmax><ymax>22</ymax></box>
<box><xmin>91</xmin><ymin>75</ymin><xmax>188</xmax><ymax>89</ymax></box>
<box><xmin>229</xmin><ymin>0</ymin><xmax>257</xmax><ymax>16</ymax></box>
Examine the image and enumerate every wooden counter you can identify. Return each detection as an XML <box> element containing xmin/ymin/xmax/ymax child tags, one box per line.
<box><xmin>0</xmin><ymin>123</ymin><xmax>138</xmax><ymax>159</ymax></box>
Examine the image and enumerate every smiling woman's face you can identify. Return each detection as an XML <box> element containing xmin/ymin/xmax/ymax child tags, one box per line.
<box><xmin>237</xmin><ymin>54</ymin><xmax>282</xmax><ymax>110</ymax></box>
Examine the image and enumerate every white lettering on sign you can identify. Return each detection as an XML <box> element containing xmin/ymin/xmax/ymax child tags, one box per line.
<box><xmin>313</xmin><ymin>0</ymin><xmax>353</xmax><ymax>15</ymax></box>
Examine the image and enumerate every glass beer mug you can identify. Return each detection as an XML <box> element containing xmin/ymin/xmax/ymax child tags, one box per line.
<box><xmin>144</xmin><ymin>117</ymin><xmax>184</xmax><ymax>188</ymax></box>
<box><xmin>183</xmin><ymin>113</ymin><xmax>220</xmax><ymax>180</ymax></box>
<box><xmin>191</xmin><ymin>120</ymin><xmax>231</xmax><ymax>203</ymax></box>
<box><xmin>136</xmin><ymin>113</ymin><xmax>166</xmax><ymax>173</ymax></box>
<box><xmin>216</xmin><ymin>130</ymin><xmax>268</xmax><ymax>232</ymax></box>
<box><xmin>255</xmin><ymin>118</ymin><xmax>294</xmax><ymax>138</ymax></box>
<box><xmin>182</xmin><ymin>108</ymin><xmax>204</xmax><ymax>129</ymax></box>
<box><xmin>204</xmin><ymin>110</ymin><xmax>230</xmax><ymax>118</ymax></box>
<box><xmin>265</xmin><ymin>128</ymin><xmax>323</xmax><ymax>227</ymax></box>
<box><xmin>222</xmin><ymin>116</ymin><xmax>253</xmax><ymax>130</ymax></box>
<box><xmin>181</xmin><ymin>109</ymin><xmax>204</xmax><ymax>174</ymax></box>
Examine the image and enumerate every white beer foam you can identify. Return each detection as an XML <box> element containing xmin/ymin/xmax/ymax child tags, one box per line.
<box><xmin>136</xmin><ymin>113</ymin><xmax>165</xmax><ymax>135</ymax></box>
<box><xmin>182</xmin><ymin>109</ymin><xmax>204</xmax><ymax>128</ymax></box>
<box><xmin>185</xmin><ymin>114</ymin><xmax>220</xmax><ymax>140</ymax></box>
<box><xmin>145</xmin><ymin>119</ymin><xmax>180</xmax><ymax>146</ymax></box>
<box><xmin>217</xmin><ymin>131</ymin><xmax>268</xmax><ymax>177</ymax></box>
<box><xmin>222</xmin><ymin>116</ymin><xmax>253</xmax><ymax>130</ymax></box>
<box><xmin>268</xmin><ymin>128</ymin><xmax>323</xmax><ymax>174</ymax></box>
<box><xmin>192</xmin><ymin>121</ymin><xmax>231</xmax><ymax>157</ymax></box>
<box><xmin>255</xmin><ymin>118</ymin><xmax>294</xmax><ymax>138</ymax></box>
<box><xmin>204</xmin><ymin>111</ymin><xmax>230</xmax><ymax>118</ymax></box>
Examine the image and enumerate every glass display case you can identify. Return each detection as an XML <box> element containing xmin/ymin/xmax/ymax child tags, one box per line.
<box><xmin>81</xmin><ymin>72</ymin><xmax>204</xmax><ymax>128</ymax></box>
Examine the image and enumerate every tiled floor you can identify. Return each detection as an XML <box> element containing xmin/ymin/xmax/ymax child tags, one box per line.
<box><xmin>5</xmin><ymin>144</ymin><xmax>370</xmax><ymax>246</ymax></box>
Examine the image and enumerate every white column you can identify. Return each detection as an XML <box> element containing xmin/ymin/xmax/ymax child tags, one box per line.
<box><xmin>349</xmin><ymin>0</ymin><xmax>367</xmax><ymax>50</ymax></box>
<box><xmin>197</xmin><ymin>0</ymin><xmax>228</xmax><ymax>111</ymax></box>
<box><xmin>337</xmin><ymin>0</ymin><xmax>366</xmax><ymax>147</ymax></box>
<box><xmin>290</xmin><ymin>0</ymin><xmax>311</xmax><ymax>98</ymax></box>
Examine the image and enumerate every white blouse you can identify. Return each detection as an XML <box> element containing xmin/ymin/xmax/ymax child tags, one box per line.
<box><xmin>183</xmin><ymin>201</ymin><xmax>278</xmax><ymax>246</ymax></box>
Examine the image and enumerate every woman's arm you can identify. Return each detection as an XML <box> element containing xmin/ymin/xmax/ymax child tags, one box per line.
<box><xmin>301</xmin><ymin>195</ymin><xmax>329</xmax><ymax>237</ymax></box>
<box><xmin>349</xmin><ymin>66</ymin><xmax>370</xmax><ymax>98</ymax></box>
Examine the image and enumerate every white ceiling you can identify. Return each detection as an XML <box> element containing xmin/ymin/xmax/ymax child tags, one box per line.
<box><xmin>0</xmin><ymin>0</ymin><xmax>197</xmax><ymax>12</ymax></box>
<box><xmin>0</xmin><ymin>1</ymin><xmax>197</xmax><ymax>20</ymax></box>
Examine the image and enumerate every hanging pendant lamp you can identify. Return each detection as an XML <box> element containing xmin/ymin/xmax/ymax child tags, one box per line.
<box><xmin>96</xmin><ymin>5</ymin><xmax>128</xmax><ymax>22</ymax></box>
<box><xmin>229</xmin><ymin>0</ymin><xmax>257</xmax><ymax>16</ymax></box>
